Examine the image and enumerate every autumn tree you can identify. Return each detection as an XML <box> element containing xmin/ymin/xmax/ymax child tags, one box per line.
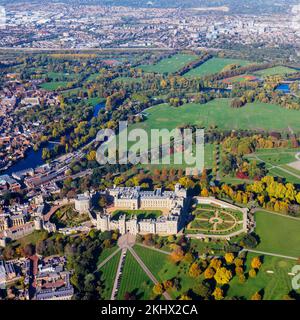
<box><xmin>204</xmin><ymin>267</ymin><xmax>215</xmax><ymax>279</ymax></box>
<box><xmin>249</xmin><ymin>269</ymin><xmax>257</xmax><ymax>278</ymax></box>
<box><xmin>212</xmin><ymin>287</ymin><xmax>224</xmax><ymax>300</ymax></box>
<box><xmin>214</xmin><ymin>267</ymin><xmax>232</xmax><ymax>285</ymax></box>
<box><xmin>225</xmin><ymin>253</ymin><xmax>235</xmax><ymax>265</ymax></box>
<box><xmin>189</xmin><ymin>262</ymin><xmax>202</xmax><ymax>278</ymax></box>
<box><xmin>153</xmin><ymin>283</ymin><xmax>164</xmax><ymax>295</ymax></box>
<box><xmin>251</xmin><ymin>257</ymin><xmax>262</xmax><ymax>270</ymax></box>
<box><xmin>251</xmin><ymin>292</ymin><xmax>262</xmax><ymax>300</ymax></box>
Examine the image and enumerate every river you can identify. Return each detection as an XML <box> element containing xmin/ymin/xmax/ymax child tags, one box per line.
<box><xmin>3</xmin><ymin>102</ymin><xmax>105</xmax><ymax>176</ymax></box>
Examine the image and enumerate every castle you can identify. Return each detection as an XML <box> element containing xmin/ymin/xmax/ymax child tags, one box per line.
<box><xmin>96</xmin><ymin>184</ymin><xmax>188</xmax><ymax>235</ymax></box>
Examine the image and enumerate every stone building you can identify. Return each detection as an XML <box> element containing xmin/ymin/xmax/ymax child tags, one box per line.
<box><xmin>74</xmin><ymin>192</ymin><xmax>91</xmax><ymax>214</ymax></box>
<box><xmin>96</xmin><ymin>184</ymin><xmax>187</xmax><ymax>235</ymax></box>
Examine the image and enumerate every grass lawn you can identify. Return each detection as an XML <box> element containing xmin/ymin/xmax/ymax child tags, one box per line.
<box><xmin>139</xmin><ymin>54</ymin><xmax>198</xmax><ymax>74</ymax></box>
<box><xmin>255</xmin><ymin>210</ymin><xmax>300</xmax><ymax>257</ymax></box>
<box><xmin>61</xmin><ymin>87</ymin><xmax>88</xmax><ymax>97</ymax></box>
<box><xmin>97</xmin><ymin>246</ymin><xmax>119</xmax><ymax>265</ymax></box>
<box><xmin>189</xmin><ymin>238</ymin><xmax>227</xmax><ymax>255</ymax></box>
<box><xmin>133</xmin><ymin>245</ymin><xmax>196</xmax><ymax>299</ymax></box>
<box><xmin>117</xmin><ymin>250</ymin><xmax>154</xmax><ymax>300</ymax></box>
<box><xmin>267</xmin><ymin>167</ymin><xmax>299</xmax><ymax>184</ymax></box>
<box><xmin>39</xmin><ymin>81</ymin><xmax>71</xmax><ymax>91</ymax></box>
<box><xmin>246</xmin><ymin>148</ymin><xmax>300</xmax><ymax>183</ymax></box>
<box><xmin>254</xmin><ymin>66</ymin><xmax>298</xmax><ymax>77</ymax></box>
<box><xmin>247</xmin><ymin>148</ymin><xmax>299</xmax><ymax>166</ymax></box>
<box><xmin>86</xmin><ymin>97</ymin><xmax>105</xmax><ymax>107</ymax></box>
<box><xmin>14</xmin><ymin>231</ymin><xmax>48</xmax><ymax>247</ymax></box>
<box><xmin>99</xmin><ymin>250</ymin><xmax>121</xmax><ymax>300</ymax></box>
<box><xmin>227</xmin><ymin>252</ymin><xmax>299</xmax><ymax>300</ymax></box>
<box><xmin>112</xmin><ymin>210</ymin><xmax>162</xmax><ymax>220</ymax></box>
<box><xmin>129</xmin><ymin>98</ymin><xmax>300</xmax><ymax>133</ymax></box>
<box><xmin>47</xmin><ymin>72</ymin><xmax>77</xmax><ymax>80</ymax></box>
<box><xmin>184</xmin><ymin>57</ymin><xmax>252</xmax><ymax>77</ymax></box>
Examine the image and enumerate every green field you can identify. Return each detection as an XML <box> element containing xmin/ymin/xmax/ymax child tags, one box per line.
<box><xmin>255</xmin><ymin>211</ymin><xmax>300</xmax><ymax>257</ymax></box>
<box><xmin>227</xmin><ymin>252</ymin><xmax>299</xmax><ymax>300</ymax></box>
<box><xmin>99</xmin><ymin>250</ymin><xmax>121</xmax><ymax>300</ymax></box>
<box><xmin>97</xmin><ymin>246</ymin><xmax>119</xmax><ymax>265</ymax></box>
<box><xmin>254</xmin><ymin>66</ymin><xmax>298</xmax><ymax>77</ymax></box>
<box><xmin>39</xmin><ymin>81</ymin><xmax>71</xmax><ymax>91</ymax></box>
<box><xmin>47</xmin><ymin>72</ymin><xmax>77</xmax><ymax>80</ymax></box>
<box><xmin>184</xmin><ymin>57</ymin><xmax>252</xmax><ymax>77</ymax></box>
<box><xmin>117</xmin><ymin>251</ymin><xmax>153</xmax><ymax>300</ymax></box>
<box><xmin>139</xmin><ymin>54</ymin><xmax>198</xmax><ymax>74</ymax></box>
<box><xmin>130</xmin><ymin>99</ymin><xmax>300</xmax><ymax>133</ymax></box>
<box><xmin>248</xmin><ymin>148</ymin><xmax>299</xmax><ymax>166</ymax></box>
<box><xmin>246</xmin><ymin>148</ymin><xmax>300</xmax><ymax>183</ymax></box>
<box><xmin>133</xmin><ymin>245</ymin><xmax>196</xmax><ymax>299</ymax></box>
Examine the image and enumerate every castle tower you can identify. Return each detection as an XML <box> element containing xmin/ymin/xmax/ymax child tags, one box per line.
<box><xmin>96</xmin><ymin>213</ymin><xmax>110</xmax><ymax>232</ymax></box>
<box><xmin>34</xmin><ymin>217</ymin><xmax>43</xmax><ymax>231</ymax></box>
<box><xmin>118</xmin><ymin>215</ymin><xmax>126</xmax><ymax>235</ymax></box>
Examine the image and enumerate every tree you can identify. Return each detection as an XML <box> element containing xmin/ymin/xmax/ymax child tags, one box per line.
<box><xmin>193</xmin><ymin>281</ymin><xmax>212</xmax><ymax>299</ymax></box>
<box><xmin>87</xmin><ymin>150</ymin><xmax>96</xmax><ymax>161</ymax></box>
<box><xmin>225</xmin><ymin>253</ymin><xmax>235</xmax><ymax>265</ymax></box>
<box><xmin>214</xmin><ymin>267</ymin><xmax>232</xmax><ymax>285</ymax></box>
<box><xmin>179</xmin><ymin>294</ymin><xmax>192</xmax><ymax>300</ymax></box>
<box><xmin>153</xmin><ymin>283</ymin><xmax>164</xmax><ymax>295</ymax></box>
<box><xmin>235</xmin><ymin>266</ymin><xmax>244</xmax><ymax>276</ymax></box>
<box><xmin>210</xmin><ymin>258</ymin><xmax>222</xmax><ymax>270</ymax></box>
<box><xmin>204</xmin><ymin>267</ymin><xmax>215</xmax><ymax>279</ymax></box>
<box><xmin>201</xmin><ymin>188</ymin><xmax>209</xmax><ymax>197</ymax></box>
<box><xmin>251</xmin><ymin>257</ymin><xmax>262</xmax><ymax>270</ymax></box>
<box><xmin>249</xmin><ymin>269</ymin><xmax>257</xmax><ymax>278</ymax></box>
<box><xmin>238</xmin><ymin>274</ymin><xmax>246</xmax><ymax>284</ymax></box>
<box><xmin>189</xmin><ymin>262</ymin><xmax>202</xmax><ymax>278</ymax></box>
<box><xmin>251</xmin><ymin>292</ymin><xmax>262</xmax><ymax>300</ymax></box>
<box><xmin>170</xmin><ymin>248</ymin><xmax>185</xmax><ymax>264</ymax></box>
<box><xmin>234</xmin><ymin>258</ymin><xmax>244</xmax><ymax>267</ymax></box>
<box><xmin>212</xmin><ymin>287</ymin><xmax>224</xmax><ymax>300</ymax></box>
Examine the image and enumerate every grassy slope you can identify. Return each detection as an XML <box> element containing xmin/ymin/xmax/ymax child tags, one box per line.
<box><xmin>255</xmin><ymin>211</ymin><xmax>300</xmax><ymax>257</ymax></box>
<box><xmin>254</xmin><ymin>66</ymin><xmax>298</xmax><ymax>77</ymax></box>
<box><xmin>131</xmin><ymin>99</ymin><xmax>300</xmax><ymax>132</ymax></box>
<box><xmin>139</xmin><ymin>54</ymin><xmax>198</xmax><ymax>74</ymax></box>
<box><xmin>184</xmin><ymin>57</ymin><xmax>251</xmax><ymax>77</ymax></box>
<box><xmin>133</xmin><ymin>245</ymin><xmax>196</xmax><ymax>299</ymax></box>
<box><xmin>99</xmin><ymin>250</ymin><xmax>121</xmax><ymax>300</ymax></box>
<box><xmin>117</xmin><ymin>250</ymin><xmax>153</xmax><ymax>300</ymax></box>
<box><xmin>227</xmin><ymin>252</ymin><xmax>299</xmax><ymax>300</ymax></box>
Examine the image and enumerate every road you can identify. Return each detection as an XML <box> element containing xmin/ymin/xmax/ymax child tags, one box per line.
<box><xmin>253</xmin><ymin>207</ymin><xmax>300</xmax><ymax>221</ymax></box>
<box><xmin>111</xmin><ymin>248</ymin><xmax>127</xmax><ymax>300</ymax></box>
<box><xmin>241</xmin><ymin>248</ymin><xmax>298</xmax><ymax>261</ymax></box>
<box><xmin>136</xmin><ymin>243</ymin><xmax>170</xmax><ymax>255</ymax></box>
<box><xmin>96</xmin><ymin>248</ymin><xmax>121</xmax><ymax>271</ymax></box>
<box><xmin>249</xmin><ymin>153</ymin><xmax>300</xmax><ymax>180</ymax></box>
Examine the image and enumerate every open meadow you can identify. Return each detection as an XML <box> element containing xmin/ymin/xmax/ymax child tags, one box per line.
<box><xmin>139</xmin><ymin>54</ymin><xmax>198</xmax><ymax>74</ymax></box>
<box><xmin>255</xmin><ymin>210</ymin><xmax>300</xmax><ymax>258</ymax></box>
<box><xmin>130</xmin><ymin>98</ymin><xmax>300</xmax><ymax>133</ymax></box>
<box><xmin>184</xmin><ymin>57</ymin><xmax>252</xmax><ymax>77</ymax></box>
